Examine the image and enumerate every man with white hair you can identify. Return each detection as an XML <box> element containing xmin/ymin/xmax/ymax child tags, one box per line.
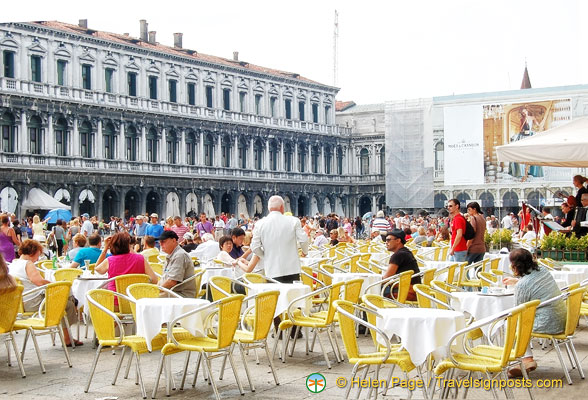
<box><xmin>251</xmin><ymin>195</ymin><xmax>308</xmax><ymax>281</ymax></box>
<box><xmin>191</xmin><ymin>232</ymin><xmax>220</xmax><ymax>262</ymax></box>
<box><xmin>313</xmin><ymin>229</ymin><xmax>329</xmax><ymax>248</ymax></box>
<box><xmin>371</xmin><ymin>210</ymin><xmax>391</xmax><ymax>234</ymax></box>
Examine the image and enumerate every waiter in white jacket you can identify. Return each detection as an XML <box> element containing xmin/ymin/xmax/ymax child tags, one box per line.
<box><xmin>251</xmin><ymin>195</ymin><xmax>309</xmax><ymax>283</ymax></box>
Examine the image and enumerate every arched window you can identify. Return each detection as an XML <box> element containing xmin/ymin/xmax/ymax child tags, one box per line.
<box><xmin>284</xmin><ymin>143</ymin><xmax>293</xmax><ymax>172</ymax></box>
<box><xmin>221</xmin><ymin>136</ymin><xmax>231</xmax><ymax>168</ymax></box>
<box><xmin>125</xmin><ymin>125</ymin><xmax>139</xmax><ymax>161</ymax></box>
<box><xmin>269</xmin><ymin>141</ymin><xmax>278</xmax><ymax>171</ymax></box>
<box><xmin>54</xmin><ymin>117</ymin><xmax>68</xmax><ymax>156</ymax></box>
<box><xmin>298</xmin><ymin>143</ymin><xmax>306</xmax><ymax>173</ymax></box>
<box><xmin>204</xmin><ymin>133</ymin><xmax>214</xmax><ymax>166</ymax></box>
<box><xmin>1</xmin><ymin>112</ymin><xmax>16</xmax><ymax>153</ymax></box>
<box><xmin>146</xmin><ymin>127</ymin><xmax>158</xmax><ymax>163</ymax></box>
<box><xmin>360</xmin><ymin>148</ymin><xmax>369</xmax><ymax>175</ymax></box>
<box><xmin>185</xmin><ymin>131</ymin><xmax>196</xmax><ymax>165</ymax></box>
<box><xmin>456</xmin><ymin>192</ymin><xmax>471</xmax><ymax>211</ymax></box>
<box><xmin>324</xmin><ymin>146</ymin><xmax>332</xmax><ymax>174</ymax></box>
<box><xmin>29</xmin><ymin>116</ymin><xmax>43</xmax><ymax>155</ymax></box>
<box><xmin>79</xmin><ymin>120</ymin><xmax>93</xmax><ymax>158</ymax></box>
<box><xmin>435</xmin><ymin>141</ymin><xmax>444</xmax><ymax>172</ymax></box>
<box><xmin>379</xmin><ymin>146</ymin><xmax>385</xmax><ymax>175</ymax></box>
<box><xmin>166</xmin><ymin>129</ymin><xmax>179</xmax><ymax>164</ymax></box>
<box><xmin>311</xmin><ymin>145</ymin><xmax>319</xmax><ymax>174</ymax></box>
<box><xmin>103</xmin><ymin>122</ymin><xmax>116</xmax><ymax>160</ymax></box>
<box><xmin>238</xmin><ymin>138</ymin><xmax>247</xmax><ymax>169</ymax></box>
<box><xmin>337</xmin><ymin>146</ymin><xmax>344</xmax><ymax>175</ymax></box>
<box><xmin>254</xmin><ymin>139</ymin><xmax>264</xmax><ymax>170</ymax></box>
<box><xmin>434</xmin><ymin>193</ymin><xmax>448</xmax><ymax>209</ymax></box>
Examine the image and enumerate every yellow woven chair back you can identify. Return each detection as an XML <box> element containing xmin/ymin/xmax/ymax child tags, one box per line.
<box><xmin>349</xmin><ymin>254</ymin><xmax>361</xmax><ymax>273</ymax></box>
<box><xmin>422</xmin><ymin>268</ymin><xmax>436</xmax><ymax>286</ymax></box>
<box><xmin>244</xmin><ymin>273</ymin><xmax>267</xmax><ymax>284</ymax></box>
<box><xmin>44</xmin><ymin>281</ymin><xmax>72</xmax><ymax>327</ymax></box>
<box><xmin>564</xmin><ymin>288</ymin><xmax>586</xmax><ymax>337</ymax></box>
<box><xmin>317</xmin><ymin>264</ymin><xmax>334</xmax><ymax>286</ymax></box>
<box><xmin>149</xmin><ymin>262</ymin><xmax>164</xmax><ymax>276</ymax></box>
<box><xmin>126</xmin><ymin>283</ymin><xmax>161</xmax><ymax>318</ymax></box>
<box><xmin>489</xmin><ymin>258</ymin><xmax>500</xmax><ymax>271</ymax></box>
<box><xmin>324</xmin><ymin>282</ymin><xmax>344</xmax><ymax>324</ymax></box>
<box><xmin>343</xmin><ymin>278</ymin><xmax>363</xmax><ymax>303</ymax></box>
<box><xmin>565</xmin><ymin>283</ymin><xmax>580</xmax><ymax>292</ymax></box>
<box><xmin>193</xmin><ymin>268</ymin><xmax>204</xmax><ymax>292</ymax></box>
<box><xmin>0</xmin><ymin>285</ymin><xmax>23</xmax><ymax>334</ymax></box>
<box><xmin>54</xmin><ymin>268</ymin><xmax>82</xmax><ymax>282</ymax></box>
<box><xmin>300</xmin><ymin>266</ymin><xmax>316</xmax><ymax>289</ymax></box>
<box><xmin>148</xmin><ymin>254</ymin><xmax>160</xmax><ymax>264</ymax></box>
<box><xmin>430</xmin><ymin>280</ymin><xmax>453</xmax><ymax>306</ymax></box>
<box><xmin>413</xmin><ymin>283</ymin><xmax>434</xmax><ymax>309</ymax></box>
<box><xmin>497</xmin><ymin>304</ymin><xmax>526</xmax><ymax>367</ymax></box>
<box><xmin>479</xmin><ymin>272</ymin><xmax>497</xmax><ymax>287</ymax></box>
<box><xmin>38</xmin><ymin>260</ymin><xmax>54</xmax><ymax>270</ymax></box>
<box><xmin>334</xmin><ymin>300</ymin><xmax>360</xmax><ymax>360</ymax></box>
<box><xmin>209</xmin><ymin>276</ymin><xmax>233</xmax><ymax>301</ymax></box>
<box><xmin>512</xmin><ymin>300</ymin><xmax>540</xmax><ymax>358</ymax></box>
<box><xmin>87</xmin><ymin>289</ymin><xmax>116</xmax><ymax>341</ymax></box>
<box><xmin>250</xmin><ymin>290</ymin><xmax>279</xmax><ymax>341</ymax></box>
<box><xmin>395</xmin><ymin>270</ymin><xmax>414</xmax><ymax>304</ymax></box>
<box><xmin>444</xmin><ymin>263</ymin><xmax>459</xmax><ymax>285</ymax></box>
<box><xmin>361</xmin><ymin>294</ymin><xmax>400</xmax><ymax>348</ymax></box>
<box><xmin>216</xmin><ymin>294</ymin><xmax>245</xmax><ymax>349</ymax></box>
<box><xmin>114</xmin><ymin>274</ymin><xmax>150</xmax><ymax>314</ymax></box>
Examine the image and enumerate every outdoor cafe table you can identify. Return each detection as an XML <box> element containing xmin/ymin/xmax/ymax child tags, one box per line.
<box><xmin>135</xmin><ymin>297</ymin><xmax>211</xmax><ymax>351</ymax></box>
<box><xmin>485</xmin><ymin>253</ymin><xmax>511</xmax><ymax>273</ymax></box>
<box><xmin>300</xmin><ymin>257</ymin><xmax>328</xmax><ymax>267</ymax></box>
<box><xmin>451</xmin><ymin>292</ymin><xmax>515</xmax><ymax>323</ymax></box>
<box><xmin>376</xmin><ymin>307</ymin><xmax>466</xmax><ymax>366</ymax></box>
<box><xmin>246</xmin><ymin>282</ymin><xmax>310</xmax><ymax>318</ymax></box>
<box><xmin>331</xmin><ymin>272</ymin><xmax>383</xmax><ymax>296</ymax></box>
<box><xmin>45</xmin><ymin>269</ymin><xmax>107</xmax><ymax>315</ymax></box>
<box><xmin>561</xmin><ymin>264</ymin><xmax>588</xmax><ymax>281</ymax></box>
<box><xmin>200</xmin><ymin>266</ymin><xmax>234</xmax><ymax>287</ymax></box>
<box><xmin>550</xmin><ymin>270</ymin><xmax>586</xmax><ymax>287</ymax></box>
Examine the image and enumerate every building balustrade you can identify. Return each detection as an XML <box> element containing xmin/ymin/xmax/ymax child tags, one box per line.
<box><xmin>0</xmin><ymin>77</ymin><xmax>351</xmax><ymax>136</ymax></box>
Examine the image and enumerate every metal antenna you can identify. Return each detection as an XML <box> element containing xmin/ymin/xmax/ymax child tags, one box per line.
<box><xmin>333</xmin><ymin>9</ymin><xmax>339</xmax><ymax>87</ymax></box>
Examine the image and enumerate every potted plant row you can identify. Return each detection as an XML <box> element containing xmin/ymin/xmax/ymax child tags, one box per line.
<box><xmin>484</xmin><ymin>229</ymin><xmax>513</xmax><ymax>252</ymax></box>
<box><xmin>537</xmin><ymin>232</ymin><xmax>588</xmax><ymax>261</ymax></box>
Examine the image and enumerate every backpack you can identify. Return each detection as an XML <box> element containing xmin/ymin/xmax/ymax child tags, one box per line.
<box><xmin>463</xmin><ymin>215</ymin><xmax>476</xmax><ymax>240</ymax></box>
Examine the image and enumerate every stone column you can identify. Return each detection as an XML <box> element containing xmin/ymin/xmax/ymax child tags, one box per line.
<box><xmin>46</xmin><ymin>114</ymin><xmax>54</xmax><ymax>156</ymax></box>
<box><xmin>319</xmin><ymin>146</ymin><xmax>324</xmax><ymax>174</ymax></box>
<box><xmin>179</xmin><ymin>129</ymin><xmax>186</xmax><ymax>165</ymax></box>
<box><xmin>233</xmin><ymin>135</ymin><xmax>239</xmax><ymax>168</ymax></box>
<box><xmin>95</xmin><ymin>120</ymin><xmax>103</xmax><ymax>159</ymax></box>
<box><xmin>249</xmin><ymin>137</ymin><xmax>255</xmax><ymax>169</ymax></box>
<box><xmin>264</xmin><ymin>140</ymin><xmax>270</xmax><ymax>171</ymax></box>
<box><xmin>140</xmin><ymin>126</ymin><xmax>147</xmax><ymax>162</ymax></box>
<box><xmin>159</xmin><ymin>128</ymin><xmax>166</xmax><ymax>164</ymax></box>
<box><xmin>307</xmin><ymin>143</ymin><xmax>312</xmax><ymax>173</ymax></box>
<box><xmin>279</xmin><ymin>140</ymin><xmax>285</xmax><ymax>171</ymax></box>
<box><xmin>118</xmin><ymin>123</ymin><xmax>125</xmax><ymax>160</ymax></box>
<box><xmin>216</xmin><ymin>134</ymin><xmax>222</xmax><ymax>167</ymax></box>
<box><xmin>18</xmin><ymin>111</ymin><xmax>27</xmax><ymax>154</ymax></box>
<box><xmin>198</xmin><ymin>133</ymin><xmax>204</xmax><ymax>166</ymax></box>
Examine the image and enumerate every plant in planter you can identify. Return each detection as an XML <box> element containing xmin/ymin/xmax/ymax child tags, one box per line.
<box><xmin>487</xmin><ymin>229</ymin><xmax>512</xmax><ymax>250</ymax></box>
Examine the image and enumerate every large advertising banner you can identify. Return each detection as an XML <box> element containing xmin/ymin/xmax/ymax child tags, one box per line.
<box><xmin>482</xmin><ymin>99</ymin><xmax>570</xmax><ymax>183</ymax></box>
<box><xmin>443</xmin><ymin>105</ymin><xmax>484</xmax><ymax>185</ymax></box>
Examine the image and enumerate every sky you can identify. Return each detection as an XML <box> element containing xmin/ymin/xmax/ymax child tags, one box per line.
<box><xmin>3</xmin><ymin>0</ymin><xmax>587</xmax><ymax>104</ymax></box>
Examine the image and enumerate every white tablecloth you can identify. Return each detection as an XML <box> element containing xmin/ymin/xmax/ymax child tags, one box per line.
<box><xmin>451</xmin><ymin>292</ymin><xmax>515</xmax><ymax>322</ymax></box>
<box><xmin>200</xmin><ymin>267</ymin><xmax>235</xmax><ymax>287</ymax></box>
<box><xmin>550</xmin><ymin>270</ymin><xmax>586</xmax><ymax>287</ymax></box>
<box><xmin>135</xmin><ymin>298</ymin><xmax>211</xmax><ymax>351</ymax></box>
<box><xmin>247</xmin><ymin>283</ymin><xmax>310</xmax><ymax>318</ymax></box>
<box><xmin>300</xmin><ymin>257</ymin><xmax>328</xmax><ymax>267</ymax></box>
<box><xmin>561</xmin><ymin>265</ymin><xmax>588</xmax><ymax>282</ymax></box>
<box><xmin>376</xmin><ymin>308</ymin><xmax>466</xmax><ymax>366</ymax></box>
<box><xmin>72</xmin><ymin>272</ymin><xmax>108</xmax><ymax>314</ymax></box>
<box><xmin>331</xmin><ymin>273</ymin><xmax>383</xmax><ymax>296</ymax></box>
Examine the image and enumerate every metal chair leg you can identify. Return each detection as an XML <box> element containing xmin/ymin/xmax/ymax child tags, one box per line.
<box><xmin>202</xmin><ymin>354</ymin><xmax>221</xmax><ymax>400</ymax></box>
<box><xmin>346</xmin><ymin>363</ymin><xmax>359</xmax><ymax>399</ymax></box>
<box><xmin>57</xmin><ymin>325</ymin><xmax>72</xmax><ymax>367</ymax></box>
<box><xmin>124</xmin><ymin>346</ymin><xmax>133</xmax><ymax>379</ymax></box>
<box><xmin>28</xmin><ymin>329</ymin><xmax>46</xmax><ymax>373</ymax></box>
<box><xmin>227</xmin><ymin>347</ymin><xmax>245</xmax><ymax>396</ymax></box>
<box><xmin>315</xmin><ymin>330</ymin><xmax>332</xmax><ymax>369</ymax></box>
<box><xmin>135</xmin><ymin>353</ymin><xmax>147</xmax><ymax>399</ymax></box>
<box><xmin>192</xmin><ymin>352</ymin><xmax>202</xmax><ymax>387</ymax></box>
<box><xmin>84</xmin><ymin>345</ymin><xmax>103</xmax><ymax>393</ymax></box>
<box><xmin>151</xmin><ymin>353</ymin><xmax>166</xmax><ymax>399</ymax></box>
<box><xmin>112</xmin><ymin>346</ymin><xmax>127</xmax><ymax>385</ymax></box>
<box><xmin>569</xmin><ymin>339</ymin><xmax>585</xmax><ymax>379</ymax></box>
<box><xmin>179</xmin><ymin>351</ymin><xmax>191</xmax><ymax>390</ymax></box>
<box><xmin>238</xmin><ymin>343</ymin><xmax>255</xmax><ymax>392</ymax></box>
<box><xmin>553</xmin><ymin>339</ymin><xmax>573</xmax><ymax>385</ymax></box>
<box><xmin>218</xmin><ymin>353</ymin><xmax>228</xmax><ymax>380</ymax></box>
<box><xmin>20</xmin><ymin>328</ymin><xmax>30</xmax><ymax>363</ymax></box>
<box><xmin>263</xmin><ymin>341</ymin><xmax>280</xmax><ymax>385</ymax></box>
<box><xmin>9</xmin><ymin>333</ymin><xmax>26</xmax><ymax>378</ymax></box>
<box><xmin>519</xmin><ymin>366</ymin><xmax>534</xmax><ymax>400</ymax></box>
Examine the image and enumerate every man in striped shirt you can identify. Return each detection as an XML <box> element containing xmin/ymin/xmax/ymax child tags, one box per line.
<box><xmin>371</xmin><ymin>210</ymin><xmax>391</xmax><ymax>234</ymax></box>
<box><xmin>171</xmin><ymin>216</ymin><xmax>189</xmax><ymax>240</ymax></box>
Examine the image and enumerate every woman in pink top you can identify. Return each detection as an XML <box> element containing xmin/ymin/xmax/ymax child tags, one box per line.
<box><xmin>96</xmin><ymin>232</ymin><xmax>158</xmax><ymax>294</ymax></box>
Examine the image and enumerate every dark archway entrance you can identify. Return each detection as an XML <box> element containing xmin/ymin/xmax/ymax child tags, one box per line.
<box><xmin>79</xmin><ymin>200</ymin><xmax>94</xmax><ymax>217</ymax></box>
<box><xmin>125</xmin><ymin>190</ymin><xmax>141</xmax><ymax>218</ymax></box>
<box><xmin>434</xmin><ymin>193</ymin><xmax>448</xmax><ymax>210</ymax></box>
<box><xmin>480</xmin><ymin>191</ymin><xmax>495</xmax><ymax>216</ymax></box>
<box><xmin>102</xmin><ymin>189</ymin><xmax>118</xmax><ymax>220</ymax></box>
<box><xmin>297</xmin><ymin>196</ymin><xmax>308</xmax><ymax>217</ymax></box>
<box><xmin>221</xmin><ymin>193</ymin><xmax>232</xmax><ymax>215</ymax></box>
<box><xmin>359</xmin><ymin>196</ymin><xmax>372</xmax><ymax>217</ymax></box>
<box><xmin>146</xmin><ymin>191</ymin><xmax>160</xmax><ymax>216</ymax></box>
<box><xmin>502</xmin><ymin>191</ymin><xmax>519</xmax><ymax>214</ymax></box>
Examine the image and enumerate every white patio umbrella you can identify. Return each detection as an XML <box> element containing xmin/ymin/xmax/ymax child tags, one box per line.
<box><xmin>496</xmin><ymin>117</ymin><xmax>588</xmax><ymax>167</ymax></box>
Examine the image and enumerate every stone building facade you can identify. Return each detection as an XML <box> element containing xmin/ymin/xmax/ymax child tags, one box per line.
<box><xmin>0</xmin><ymin>19</ymin><xmax>385</xmax><ymax>219</ymax></box>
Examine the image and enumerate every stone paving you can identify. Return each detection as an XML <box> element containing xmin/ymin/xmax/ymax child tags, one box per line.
<box><xmin>2</xmin><ymin>322</ymin><xmax>588</xmax><ymax>399</ymax></box>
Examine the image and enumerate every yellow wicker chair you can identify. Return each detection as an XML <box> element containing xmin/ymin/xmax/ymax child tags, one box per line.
<box><xmin>274</xmin><ymin>282</ymin><xmax>344</xmax><ymax>369</ymax></box>
<box><xmin>152</xmin><ymin>295</ymin><xmax>246</xmax><ymax>399</ymax></box>
<box><xmin>381</xmin><ymin>270</ymin><xmax>415</xmax><ymax>305</ymax></box>
<box><xmin>54</xmin><ymin>268</ymin><xmax>82</xmax><ymax>282</ymax></box>
<box><xmin>13</xmin><ymin>282</ymin><xmax>73</xmax><ymax>373</ymax></box>
<box><xmin>413</xmin><ymin>283</ymin><xmax>452</xmax><ymax>309</ymax></box>
<box><xmin>422</xmin><ymin>268</ymin><xmax>436</xmax><ymax>286</ymax></box>
<box><xmin>335</xmin><ymin>299</ymin><xmax>423</xmax><ymax>400</ymax></box>
<box><xmin>0</xmin><ymin>285</ymin><xmax>26</xmax><ymax>378</ymax></box>
<box><xmin>84</xmin><ymin>289</ymin><xmax>166</xmax><ymax>399</ymax></box>
<box><xmin>531</xmin><ymin>287</ymin><xmax>586</xmax><ymax>385</ymax></box>
<box><xmin>231</xmin><ymin>290</ymin><xmax>280</xmax><ymax>391</ymax></box>
<box><xmin>149</xmin><ymin>262</ymin><xmax>164</xmax><ymax>277</ymax></box>
<box><xmin>432</xmin><ymin>304</ymin><xmax>527</xmax><ymax>399</ymax></box>
<box><xmin>456</xmin><ymin>259</ymin><xmax>490</xmax><ymax>289</ymax></box>
<box><xmin>435</xmin><ymin>262</ymin><xmax>460</xmax><ymax>285</ymax></box>
<box><xmin>208</xmin><ymin>276</ymin><xmax>249</xmax><ymax>302</ymax></box>
<box><xmin>101</xmin><ymin>274</ymin><xmax>151</xmax><ymax>315</ymax></box>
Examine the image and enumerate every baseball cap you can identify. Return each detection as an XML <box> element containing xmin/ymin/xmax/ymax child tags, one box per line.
<box><xmin>81</xmin><ymin>213</ymin><xmax>89</xmax><ymax>218</ymax></box>
<box><xmin>150</xmin><ymin>213</ymin><xmax>158</xmax><ymax>218</ymax></box>
<box><xmin>183</xmin><ymin>232</ymin><xmax>194</xmax><ymax>240</ymax></box>
<box><xmin>159</xmin><ymin>230</ymin><xmax>179</xmax><ymax>241</ymax></box>
<box><xmin>386</xmin><ymin>228</ymin><xmax>406</xmax><ymax>244</ymax></box>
